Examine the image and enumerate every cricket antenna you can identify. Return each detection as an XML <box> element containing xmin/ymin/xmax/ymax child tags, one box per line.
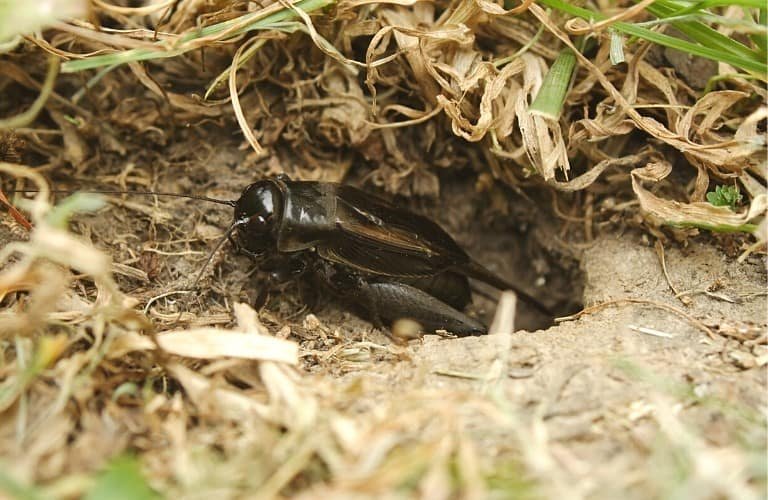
<box><xmin>6</xmin><ymin>188</ymin><xmax>237</xmax><ymax>207</ymax></box>
<box><xmin>188</xmin><ymin>218</ymin><xmax>247</xmax><ymax>291</ymax></box>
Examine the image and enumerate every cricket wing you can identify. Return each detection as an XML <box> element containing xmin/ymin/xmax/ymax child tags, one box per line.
<box><xmin>316</xmin><ymin>185</ymin><xmax>470</xmax><ymax>277</ymax></box>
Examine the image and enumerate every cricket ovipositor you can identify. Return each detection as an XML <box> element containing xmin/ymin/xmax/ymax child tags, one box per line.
<box><xmin>9</xmin><ymin>174</ymin><xmax>551</xmax><ymax>335</ymax></box>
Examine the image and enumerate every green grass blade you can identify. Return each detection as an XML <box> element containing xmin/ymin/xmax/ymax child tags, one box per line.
<box><xmin>669</xmin><ymin>221</ymin><xmax>758</xmax><ymax>233</ymax></box>
<box><xmin>204</xmin><ymin>39</ymin><xmax>268</xmax><ymax>100</ymax></box>
<box><xmin>0</xmin><ymin>55</ymin><xmax>59</xmax><ymax>129</ymax></box>
<box><xmin>61</xmin><ymin>0</ymin><xmax>334</xmax><ymax>73</ymax></box>
<box><xmin>0</xmin><ymin>469</ymin><xmax>45</xmax><ymax>500</ymax></box>
<box><xmin>664</xmin><ymin>0</ymin><xmax>767</xmax><ymax>11</ymax></box>
<box><xmin>645</xmin><ymin>1</ymin><xmax>763</xmax><ymax>63</ymax></box>
<box><xmin>84</xmin><ymin>456</ymin><xmax>160</xmax><ymax>500</ymax></box>
<box><xmin>750</xmin><ymin>8</ymin><xmax>768</xmax><ymax>59</ymax></box>
<box><xmin>530</xmin><ymin>49</ymin><xmax>577</xmax><ymax>119</ymax></box>
<box><xmin>538</xmin><ymin>0</ymin><xmax>767</xmax><ymax>78</ymax></box>
<box><xmin>609</xmin><ymin>29</ymin><xmax>626</xmax><ymax>65</ymax></box>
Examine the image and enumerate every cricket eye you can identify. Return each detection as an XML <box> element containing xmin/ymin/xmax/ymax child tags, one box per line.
<box><xmin>248</xmin><ymin>213</ymin><xmax>273</xmax><ymax>233</ymax></box>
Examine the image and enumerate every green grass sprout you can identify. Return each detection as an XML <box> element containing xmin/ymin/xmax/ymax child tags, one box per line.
<box><xmin>529</xmin><ymin>49</ymin><xmax>577</xmax><ymax>119</ymax></box>
<box><xmin>707</xmin><ymin>185</ymin><xmax>744</xmax><ymax>211</ymax></box>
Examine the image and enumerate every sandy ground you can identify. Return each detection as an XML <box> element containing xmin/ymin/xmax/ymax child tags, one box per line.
<box><xmin>5</xmin><ymin>132</ymin><xmax>768</xmax><ymax>498</ymax></box>
<box><xmin>260</xmin><ymin>201</ymin><xmax>765</xmax><ymax>494</ymax></box>
<box><xmin>286</xmin><ymin>233</ymin><xmax>764</xmax><ymax>498</ymax></box>
<box><xmin>1</xmin><ymin>2</ymin><xmax>765</xmax><ymax>495</ymax></box>
<box><xmin>1</xmin><ymin>146</ymin><xmax>765</xmax><ymax>497</ymax></box>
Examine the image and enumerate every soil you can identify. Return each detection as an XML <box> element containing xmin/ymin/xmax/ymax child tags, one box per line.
<box><xmin>1</xmin><ymin>3</ymin><xmax>765</xmax><ymax>496</ymax></box>
<box><xmin>7</xmin><ymin>149</ymin><xmax>764</xmax><ymax>496</ymax></box>
<box><xmin>0</xmin><ymin>50</ymin><xmax>768</xmax><ymax>498</ymax></box>
<box><xmin>277</xmin><ymin>233</ymin><xmax>762</xmax><ymax>499</ymax></box>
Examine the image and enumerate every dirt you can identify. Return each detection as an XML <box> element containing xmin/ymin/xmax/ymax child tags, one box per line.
<box><xmin>325</xmin><ymin>234</ymin><xmax>766</xmax><ymax>496</ymax></box>
<box><xmin>20</xmin><ymin>167</ymin><xmax>761</xmax><ymax>496</ymax></box>
<box><xmin>1</xmin><ymin>120</ymin><xmax>765</xmax><ymax>496</ymax></box>
<box><xmin>1</xmin><ymin>2</ymin><xmax>765</xmax><ymax>495</ymax></box>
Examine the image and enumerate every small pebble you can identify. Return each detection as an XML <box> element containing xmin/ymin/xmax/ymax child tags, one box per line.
<box><xmin>392</xmin><ymin>318</ymin><xmax>423</xmax><ymax>340</ymax></box>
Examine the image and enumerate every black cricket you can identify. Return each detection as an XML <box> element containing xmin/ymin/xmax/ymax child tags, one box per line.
<box><xmin>9</xmin><ymin>175</ymin><xmax>550</xmax><ymax>335</ymax></box>
<box><xmin>220</xmin><ymin>174</ymin><xmax>549</xmax><ymax>335</ymax></box>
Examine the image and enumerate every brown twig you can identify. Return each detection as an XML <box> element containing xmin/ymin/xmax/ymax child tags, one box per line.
<box><xmin>555</xmin><ymin>298</ymin><xmax>718</xmax><ymax>339</ymax></box>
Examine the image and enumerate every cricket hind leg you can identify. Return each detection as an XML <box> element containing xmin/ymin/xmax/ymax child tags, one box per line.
<box><xmin>317</xmin><ymin>263</ymin><xmax>486</xmax><ymax>336</ymax></box>
<box><xmin>362</xmin><ymin>281</ymin><xmax>487</xmax><ymax>336</ymax></box>
<box><xmin>404</xmin><ymin>271</ymin><xmax>472</xmax><ymax>311</ymax></box>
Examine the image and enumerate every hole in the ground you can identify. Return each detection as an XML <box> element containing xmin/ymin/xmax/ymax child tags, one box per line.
<box><xmin>425</xmin><ymin>178</ymin><xmax>585</xmax><ymax>332</ymax></box>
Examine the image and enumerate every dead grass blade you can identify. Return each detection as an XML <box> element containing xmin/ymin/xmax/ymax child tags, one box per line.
<box><xmin>156</xmin><ymin>328</ymin><xmax>298</xmax><ymax>364</ymax></box>
<box><xmin>230</xmin><ymin>38</ymin><xmax>265</xmax><ymax>155</ymax></box>
<box><xmin>0</xmin><ymin>55</ymin><xmax>59</xmax><ymax>130</ymax></box>
<box><xmin>632</xmin><ymin>161</ymin><xmax>767</xmax><ymax>235</ymax></box>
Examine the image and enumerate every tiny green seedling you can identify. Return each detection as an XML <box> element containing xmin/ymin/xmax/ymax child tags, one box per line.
<box><xmin>706</xmin><ymin>185</ymin><xmax>743</xmax><ymax>211</ymax></box>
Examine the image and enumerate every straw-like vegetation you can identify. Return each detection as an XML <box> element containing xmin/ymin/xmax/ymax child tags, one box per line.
<box><xmin>0</xmin><ymin>0</ymin><xmax>765</xmax><ymax>497</ymax></box>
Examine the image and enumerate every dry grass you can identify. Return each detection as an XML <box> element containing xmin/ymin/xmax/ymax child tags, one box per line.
<box><xmin>0</xmin><ymin>0</ymin><xmax>766</xmax><ymax>497</ymax></box>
